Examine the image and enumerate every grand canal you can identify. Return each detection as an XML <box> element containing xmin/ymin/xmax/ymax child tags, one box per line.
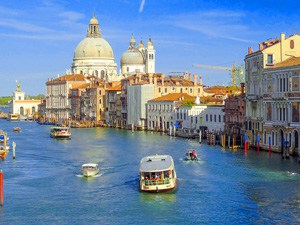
<box><xmin>0</xmin><ymin>119</ymin><xmax>300</xmax><ymax>224</ymax></box>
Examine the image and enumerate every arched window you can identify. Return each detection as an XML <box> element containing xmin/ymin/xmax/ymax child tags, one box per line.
<box><xmin>101</xmin><ymin>70</ymin><xmax>105</xmax><ymax>80</ymax></box>
<box><xmin>20</xmin><ymin>107</ymin><xmax>24</xmax><ymax>115</ymax></box>
<box><xmin>32</xmin><ymin>107</ymin><xmax>36</xmax><ymax>113</ymax></box>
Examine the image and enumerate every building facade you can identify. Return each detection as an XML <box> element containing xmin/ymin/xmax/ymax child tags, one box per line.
<box><xmin>262</xmin><ymin>57</ymin><xmax>300</xmax><ymax>155</ymax></box>
<box><xmin>245</xmin><ymin>33</ymin><xmax>300</xmax><ymax>147</ymax></box>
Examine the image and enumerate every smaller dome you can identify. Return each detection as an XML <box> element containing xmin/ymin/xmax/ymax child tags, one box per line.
<box><xmin>147</xmin><ymin>38</ymin><xmax>153</xmax><ymax>47</ymax></box>
<box><xmin>90</xmin><ymin>16</ymin><xmax>99</xmax><ymax>25</ymax></box>
<box><xmin>121</xmin><ymin>48</ymin><xmax>144</xmax><ymax>65</ymax></box>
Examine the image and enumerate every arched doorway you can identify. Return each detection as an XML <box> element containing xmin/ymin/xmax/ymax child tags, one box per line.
<box><xmin>279</xmin><ymin>129</ymin><xmax>284</xmax><ymax>153</ymax></box>
<box><xmin>20</xmin><ymin>107</ymin><xmax>24</xmax><ymax>115</ymax></box>
<box><xmin>294</xmin><ymin>130</ymin><xmax>299</xmax><ymax>155</ymax></box>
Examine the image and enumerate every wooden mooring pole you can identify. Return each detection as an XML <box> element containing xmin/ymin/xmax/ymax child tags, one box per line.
<box><xmin>0</xmin><ymin>170</ymin><xmax>3</xmax><ymax>206</ymax></box>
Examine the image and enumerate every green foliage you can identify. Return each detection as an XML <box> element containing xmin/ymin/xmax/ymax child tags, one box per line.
<box><xmin>181</xmin><ymin>99</ymin><xmax>195</xmax><ymax>106</ymax></box>
<box><xmin>0</xmin><ymin>96</ymin><xmax>12</xmax><ymax>105</ymax></box>
<box><xmin>0</xmin><ymin>94</ymin><xmax>45</xmax><ymax>105</ymax></box>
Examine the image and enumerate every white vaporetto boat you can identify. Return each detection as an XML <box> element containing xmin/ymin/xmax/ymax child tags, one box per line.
<box><xmin>50</xmin><ymin>127</ymin><xmax>71</xmax><ymax>139</ymax></box>
<box><xmin>82</xmin><ymin>163</ymin><xmax>100</xmax><ymax>177</ymax></box>
<box><xmin>139</xmin><ymin>155</ymin><xmax>177</xmax><ymax>193</ymax></box>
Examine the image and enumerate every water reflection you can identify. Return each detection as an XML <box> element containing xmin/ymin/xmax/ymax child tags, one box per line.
<box><xmin>139</xmin><ymin>192</ymin><xmax>177</xmax><ymax>203</ymax></box>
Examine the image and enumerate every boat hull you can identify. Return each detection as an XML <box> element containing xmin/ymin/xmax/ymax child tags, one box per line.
<box><xmin>82</xmin><ymin>168</ymin><xmax>99</xmax><ymax>177</ymax></box>
<box><xmin>139</xmin><ymin>179</ymin><xmax>177</xmax><ymax>193</ymax></box>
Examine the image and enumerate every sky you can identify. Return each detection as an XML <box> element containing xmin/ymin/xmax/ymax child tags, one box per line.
<box><xmin>0</xmin><ymin>0</ymin><xmax>300</xmax><ymax>96</ymax></box>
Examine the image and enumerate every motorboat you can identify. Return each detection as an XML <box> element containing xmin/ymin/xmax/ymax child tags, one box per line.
<box><xmin>13</xmin><ymin>127</ymin><xmax>21</xmax><ymax>132</ymax></box>
<box><xmin>176</xmin><ymin>128</ymin><xmax>199</xmax><ymax>139</ymax></box>
<box><xmin>0</xmin><ymin>130</ymin><xmax>9</xmax><ymax>160</ymax></box>
<box><xmin>50</xmin><ymin>127</ymin><xmax>71</xmax><ymax>139</ymax></box>
<box><xmin>185</xmin><ymin>150</ymin><xmax>198</xmax><ymax>161</ymax></box>
<box><xmin>7</xmin><ymin>114</ymin><xmax>19</xmax><ymax>121</ymax></box>
<box><xmin>139</xmin><ymin>155</ymin><xmax>177</xmax><ymax>193</ymax></box>
<box><xmin>82</xmin><ymin>163</ymin><xmax>100</xmax><ymax>177</ymax></box>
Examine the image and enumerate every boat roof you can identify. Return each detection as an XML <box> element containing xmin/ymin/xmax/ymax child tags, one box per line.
<box><xmin>82</xmin><ymin>163</ymin><xmax>98</xmax><ymax>167</ymax></box>
<box><xmin>140</xmin><ymin>155</ymin><xmax>174</xmax><ymax>172</ymax></box>
<box><xmin>51</xmin><ymin>127</ymin><xmax>70</xmax><ymax>130</ymax></box>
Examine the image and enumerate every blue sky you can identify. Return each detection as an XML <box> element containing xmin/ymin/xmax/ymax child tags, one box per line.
<box><xmin>0</xmin><ymin>0</ymin><xmax>300</xmax><ymax>96</ymax></box>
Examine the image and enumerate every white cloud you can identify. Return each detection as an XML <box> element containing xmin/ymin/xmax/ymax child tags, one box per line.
<box><xmin>139</xmin><ymin>0</ymin><xmax>145</xmax><ymax>13</ymax></box>
<box><xmin>165</xmin><ymin>10</ymin><xmax>256</xmax><ymax>43</ymax></box>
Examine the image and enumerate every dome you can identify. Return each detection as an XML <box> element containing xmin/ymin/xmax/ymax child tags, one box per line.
<box><xmin>74</xmin><ymin>37</ymin><xmax>114</xmax><ymax>59</ymax></box>
<box><xmin>89</xmin><ymin>16</ymin><xmax>99</xmax><ymax>25</ymax></box>
<box><xmin>121</xmin><ymin>48</ymin><xmax>144</xmax><ymax>65</ymax></box>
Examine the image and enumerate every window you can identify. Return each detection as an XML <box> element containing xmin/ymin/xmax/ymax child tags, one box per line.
<box><xmin>214</xmin><ymin>115</ymin><xmax>216</xmax><ymax>122</ymax></box>
<box><xmin>158</xmin><ymin>88</ymin><xmax>161</xmax><ymax>93</ymax></box>
<box><xmin>292</xmin><ymin>102</ymin><xmax>299</xmax><ymax>122</ymax></box>
<box><xmin>290</xmin><ymin>40</ymin><xmax>295</xmax><ymax>49</ymax></box>
<box><xmin>219</xmin><ymin>115</ymin><xmax>221</xmax><ymax>122</ymax></box>
<box><xmin>165</xmin><ymin>88</ymin><xmax>167</xmax><ymax>93</ymax></box>
<box><xmin>267</xmin><ymin>54</ymin><xmax>273</xmax><ymax>65</ymax></box>
<box><xmin>210</xmin><ymin>115</ymin><xmax>212</xmax><ymax>122</ymax></box>
<box><xmin>206</xmin><ymin>114</ymin><xmax>208</xmax><ymax>121</ymax></box>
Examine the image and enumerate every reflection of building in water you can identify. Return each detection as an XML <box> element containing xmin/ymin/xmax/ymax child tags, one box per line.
<box><xmin>8</xmin><ymin>82</ymin><xmax>42</xmax><ymax>117</ymax></box>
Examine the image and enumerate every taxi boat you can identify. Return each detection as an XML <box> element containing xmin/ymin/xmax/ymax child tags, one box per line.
<box><xmin>185</xmin><ymin>150</ymin><xmax>198</xmax><ymax>161</ymax></box>
<box><xmin>82</xmin><ymin>163</ymin><xmax>99</xmax><ymax>177</ymax></box>
<box><xmin>139</xmin><ymin>155</ymin><xmax>177</xmax><ymax>193</ymax></box>
<box><xmin>50</xmin><ymin>127</ymin><xmax>71</xmax><ymax>139</ymax></box>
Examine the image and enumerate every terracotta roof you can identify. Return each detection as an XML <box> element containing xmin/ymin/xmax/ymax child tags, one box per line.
<box><xmin>107</xmin><ymin>84</ymin><xmax>122</xmax><ymax>91</ymax></box>
<box><xmin>48</xmin><ymin>74</ymin><xmax>85</xmax><ymax>82</ymax></box>
<box><xmin>266</xmin><ymin>57</ymin><xmax>300</xmax><ymax>69</ymax></box>
<box><xmin>71</xmin><ymin>83</ymin><xmax>90</xmax><ymax>89</ymax></box>
<box><xmin>148</xmin><ymin>93</ymin><xmax>194</xmax><ymax>102</ymax></box>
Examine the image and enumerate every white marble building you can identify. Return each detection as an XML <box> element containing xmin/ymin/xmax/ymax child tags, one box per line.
<box><xmin>71</xmin><ymin>16</ymin><xmax>120</xmax><ymax>82</ymax></box>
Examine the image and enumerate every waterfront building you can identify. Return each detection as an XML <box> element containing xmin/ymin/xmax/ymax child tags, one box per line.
<box><xmin>69</xmin><ymin>83</ymin><xmax>90</xmax><ymax>121</ymax></box>
<box><xmin>120</xmin><ymin>35</ymin><xmax>155</xmax><ymax>75</ymax></box>
<box><xmin>224</xmin><ymin>83</ymin><xmax>245</xmax><ymax>136</ymax></box>
<box><xmin>71</xmin><ymin>16</ymin><xmax>119</xmax><ymax>82</ymax></box>
<box><xmin>106</xmin><ymin>83</ymin><xmax>122</xmax><ymax>128</ymax></box>
<box><xmin>8</xmin><ymin>83</ymin><xmax>42</xmax><ymax>118</ymax></box>
<box><xmin>46</xmin><ymin>74</ymin><xmax>89</xmax><ymax>121</ymax></box>
<box><xmin>120</xmin><ymin>70</ymin><xmax>208</xmax><ymax>129</ymax></box>
<box><xmin>262</xmin><ymin>57</ymin><xmax>300</xmax><ymax>155</ymax></box>
<box><xmin>146</xmin><ymin>93</ymin><xmax>194</xmax><ymax>131</ymax></box>
<box><xmin>176</xmin><ymin>101</ymin><xmax>225</xmax><ymax>134</ymax></box>
<box><xmin>245</xmin><ymin>33</ymin><xmax>300</xmax><ymax>147</ymax></box>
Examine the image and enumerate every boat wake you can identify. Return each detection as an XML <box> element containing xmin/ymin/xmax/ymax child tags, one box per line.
<box><xmin>76</xmin><ymin>173</ymin><xmax>102</xmax><ymax>178</ymax></box>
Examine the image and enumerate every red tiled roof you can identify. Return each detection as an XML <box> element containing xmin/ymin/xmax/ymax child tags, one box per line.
<box><xmin>148</xmin><ymin>93</ymin><xmax>194</xmax><ymax>102</ymax></box>
<box><xmin>266</xmin><ymin>57</ymin><xmax>300</xmax><ymax>69</ymax></box>
<box><xmin>107</xmin><ymin>84</ymin><xmax>122</xmax><ymax>91</ymax></box>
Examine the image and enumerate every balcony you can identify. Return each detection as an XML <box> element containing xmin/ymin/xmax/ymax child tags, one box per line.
<box><xmin>272</xmin><ymin>92</ymin><xmax>288</xmax><ymax>100</ymax></box>
<box><xmin>247</xmin><ymin>94</ymin><xmax>259</xmax><ymax>101</ymax></box>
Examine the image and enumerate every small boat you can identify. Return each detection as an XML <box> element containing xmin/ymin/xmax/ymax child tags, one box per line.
<box><xmin>7</xmin><ymin>114</ymin><xmax>19</xmax><ymax>121</ymax></box>
<box><xmin>50</xmin><ymin>127</ymin><xmax>71</xmax><ymax>139</ymax></box>
<box><xmin>13</xmin><ymin>127</ymin><xmax>21</xmax><ymax>132</ymax></box>
<box><xmin>81</xmin><ymin>163</ymin><xmax>100</xmax><ymax>177</ymax></box>
<box><xmin>185</xmin><ymin>150</ymin><xmax>198</xmax><ymax>161</ymax></box>
<box><xmin>176</xmin><ymin>128</ymin><xmax>199</xmax><ymax>139</ymax></box>
<box><xmin>139</xmin><ymin>155</ymin><xmax>177</xmax><ymax>193</ymax></box>
<box><xmin>0</xmin><ymin>130</ymin><xmax>9</xmax><ymax>160</ymax></box>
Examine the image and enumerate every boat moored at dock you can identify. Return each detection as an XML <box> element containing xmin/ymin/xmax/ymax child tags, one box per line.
<box><xmin>139</xmin><ymin>154</ymin><xmax>177</xmax><ymax>193</ymax></box>
<box><xmin>0</xmin><ymin>130</ymin><xmax>9</xmax><ymax>159</ymax></box>
<box><xmin>50</xmin><ymin>127</ymin><xmax>71</xmax><ymax>139</ymax></box>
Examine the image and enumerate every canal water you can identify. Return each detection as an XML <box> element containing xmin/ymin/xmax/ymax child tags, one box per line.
<box><xmin>0</xmin><ymin>119</ymin><xmax>300</xmax><ymax>225</ymax></box>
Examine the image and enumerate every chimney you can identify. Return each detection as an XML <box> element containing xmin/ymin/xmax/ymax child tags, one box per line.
<box><xmin>193</xmin><ymin>74</ymin><xmax>197</xmax><ymax>86</ymax></box>
<box><xmin>248</xmin><ymin>47</ymin><xmax>253</xmax><ymax>54</ymax></box>
<box><xmin>199</xmin><ymin>75</ymin><xmax>203</xmax><ymax>86</ymax></box>
<box><xmin>149</xmin><ymin>73</ymin><xmax>153</xmax><ymax>84</ymax></box>
<box><xmin>135</xmin><ymin>69</ymin><xmax>140</xmax><ymax>83</ymax></box>
<box><xmin>280</xmin><ymin>32</ymin><xmax>285</xmax><ymax>42</ymax></box>
<box><xmin>241</xmin><ymin>82</ymin><xmax>245</xmax><ymax>95</ymax></box>
<box><xmin>259</xmin><ymin>43</ymin><xmax>263</xmax><ymax>51</ymax></box>
<box><xmin>161</xmin><ymin>74</ymin><xmax>164</xmax><ymax>86</ymax></box>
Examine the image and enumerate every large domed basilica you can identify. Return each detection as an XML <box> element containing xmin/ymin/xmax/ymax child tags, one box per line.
<box><xmin>71</xmin><ymin>16</ymin><xmax>118</xmax><ymax>82</ymax></box>
<box><xmin>71</xmin><ymin>16</ymin><xmax>156</xmax><ymax>81</ymax></box>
